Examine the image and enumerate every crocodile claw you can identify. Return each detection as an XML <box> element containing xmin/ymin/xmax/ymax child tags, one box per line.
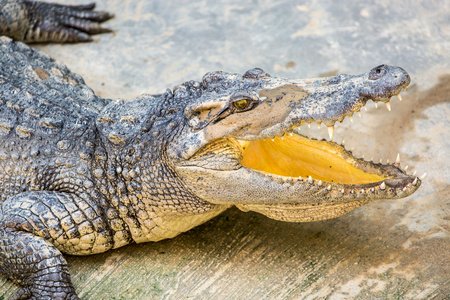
<box><xmin>0</xmin><ymin>0</ymin><xmax>114</xmax><ymax>43</ymax></box>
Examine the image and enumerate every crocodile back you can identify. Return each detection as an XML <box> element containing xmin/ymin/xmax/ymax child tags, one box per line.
<box><xmin>0</xmin><ymin>37</ymin><xmax>109</xmax><ymax>130</ymax></box>
<box><xmin>0</xmin><ymin>37</ymin><xmax>110</xmax><ymax>203</ymax></box>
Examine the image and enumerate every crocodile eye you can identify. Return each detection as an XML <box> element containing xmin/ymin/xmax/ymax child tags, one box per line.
<box><xmin>233</xmin><ymin>99</ymin><xmax>250</xmax><ymax>110</ymax></box>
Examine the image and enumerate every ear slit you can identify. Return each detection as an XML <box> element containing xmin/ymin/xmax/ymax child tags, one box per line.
<box><xmin>186</xmin><ymin>100</ymin><xmax>229</xmax><ymax>130</ymax></box>
<box><xmin>185</xmin><ymin>101</ymin><xmax>227</xmax><ymax>117</ymax></box>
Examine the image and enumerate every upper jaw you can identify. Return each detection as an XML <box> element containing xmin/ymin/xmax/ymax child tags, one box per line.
<box><xmin>256</xmin><ymin>65</ymin><xmax>411</xmax><ymax>140</ymax></box>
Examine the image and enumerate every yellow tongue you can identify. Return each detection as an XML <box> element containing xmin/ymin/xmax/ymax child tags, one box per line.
<box><xmin>240</xmin><ymin>134</ymin><xmax>385</xmax><ymax>184</ymax></box>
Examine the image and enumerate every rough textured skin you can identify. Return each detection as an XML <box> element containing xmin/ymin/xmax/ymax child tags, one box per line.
<box><xmin>0</xmin><ymin>37</ymin><xmax>223</xmax><ymax>299</ymax></box>
<box><xmin>0</xmin><ymin>36</ymin><xmax>420</xmax><ymax>299</ymax></box>
<box><xmin>0</xmin><ymin>0</ymin><xmax>112</xmax><ymax>43</ymax></box>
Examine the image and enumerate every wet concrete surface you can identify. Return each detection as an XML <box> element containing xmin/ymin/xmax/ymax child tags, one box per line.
<box><xmin>0</xmin><ymin>0</ymin><xmax>449</xmax><ymax>299</ymax></box>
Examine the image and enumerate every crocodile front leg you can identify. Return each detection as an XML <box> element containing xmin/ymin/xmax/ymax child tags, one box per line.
<box><xmin>1</xmin><ymin>230</ymin><xmax>77</xmax><ymax>300</ymax></box>
<box><xmin>0</xmin><ymin>0</ymin><xmax>113</xmax><ymax>43</ymax></box>
<box><xmin>0</xmin><ymin>191</ymin><xmax>116</xmax><ymax>299</ymax></box>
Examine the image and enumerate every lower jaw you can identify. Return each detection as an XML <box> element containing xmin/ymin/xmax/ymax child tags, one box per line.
<box><xmin>236</xmin><ymin>198</ymin><xmax>374</xmax><ymax>222</ymax></box>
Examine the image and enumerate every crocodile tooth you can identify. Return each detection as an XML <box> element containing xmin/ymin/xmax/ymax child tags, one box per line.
<box><xmin>260</xmin><ymin>96</ymin><xmax>268</xmax><ymax>101</ymax></box>
<box><xmin>395</xmin><ymin>153</ymin><xmax>400</xmax><ymax>165</ymax></box>
<box><xmin>357</xmin><ymin>111</ymin><xmax>362</xmax><ymax>118</ymax></box>
<box><xmin>412</xmin><ymin>177</ymin><xmax>418</xmax><ymax>185</ymax></box>
<box><xmin>327</xmin><ymin>126</ymin><xmax>334</xmax><ymax>140</ymax></box>
<box><xmin>271</xmin><ymin>138</ymin><xmax>275</xmax><ymax>142</ymax></box>
<box><xmin>340</xmin><ymin>189</ymin><xmax>345</xmax><ymax>193</ymax></box>
<box><xmin>360</xmin><ymin>189</ymin><xmax>365</xmax><ymax>194</ymax></box>
<box><xmin>327</xmin><ymin>185</ymin><xmax>331</xmax><ymax>191</ymax></box>
<box><xmin>317</xmin><ymin>123</ymin><xmax>321</xmax><ymax>129</ymax></box>
<box><xmin>380</xmin><ymin>159</ymin><xmax>383</xmax><ymax>163</ymax></box>
<box><xmin>387</xmin><ymin>159</ymin><xmax>390</xmax><ymax>164</ymax></box>
<box><xmin>307</xmin><ymin>123</ymin><xmax>311</xmax><ymax>128</ymax></box>
<box><xmin>403</xmin><ymin>187</ymin><xmax>407</xmax><ymax>191</ymax></box>
<box><xmin>380</xmin><ymin>182</ymin><xmax>386</xmax><ymax>190</ymax></box>
<box><xmin>308</xmin><ymin>176</ymin><xmax>313</xmax><ymax>183</ymax></box>
<box><xmin>370</xmin><ymin>188</ymin><xmax>375</xmax><ymax>193</ymax></box>
<box><xmin>317</xmin><ymin>180</ymin><xmax>322</xmax><ymax>186</ymax></box>
<box><xmin>374</xmin><ymin>102</ymin><xmax>378</xmax><ymax>108</ymax></box>
<box><xmin>370</xmin><ymin>157</ymin><xmax>374</xmax><ymax>161</ymax></box>
<box><xmin>363</xmin><ymin>106</ymin><xmax>367</xmax><ymax>111</ymax></box>
<box><xmin>298</xmin><ymin>176</ymin><xmax>303</xmax><ymax>181</ymax></box>
<box><xmin>289</xmin><ymin>132</ymin><xmax>293</xmax><ymax>136</ymax></box>
<box><xmin>362</xmin><ymin>154</ymin><xmax>365</xmax><ymax>159</ymax></box>
<box><xmin>404</xmin><ymin>165</ymin><xmax>409</xmax><ymax>171</ymax></box>
<box><xmin>419</xmin><ymin>173</ymin><xmax>427</xmax><ymax>180</ymax></box>
<box><xmin>349</xmin><ymin>116</ymin><xmax>353</xmax><ymax>123</ymax></box>
<box><xmin>341</xmin><ymin>139</ymin><xmax>345</xmax><ymax>146</ymax></box>
<box><xmin>350</xmin><ymin>189</ymin><xmax>354</xmax><ymax>194</ymax></box>
<box><xmin>385</xmin><ymin>102</ymin><xmax>391</xmax><ymax>111</ymax></box>
<box><xmin>413</xmin><ymin>170</ymin><xmax>417</xmax><ymax>176</ymax></box>
<box><xmin>397</xmin><ymin>94</ymin><xmax>402</xmax><ymax>101</ymax></box>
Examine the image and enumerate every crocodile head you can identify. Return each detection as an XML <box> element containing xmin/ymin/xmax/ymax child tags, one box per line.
<box><xmin>171</xmin><ymin>65</ymin><xmax>421</xmax><ymax>222</ymax></box>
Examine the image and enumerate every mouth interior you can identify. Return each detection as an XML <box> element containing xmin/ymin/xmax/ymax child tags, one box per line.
<box><xmin>239</xmin><ymin>133</ymin><xmax>387</xmax><ymax>184</ymax></box>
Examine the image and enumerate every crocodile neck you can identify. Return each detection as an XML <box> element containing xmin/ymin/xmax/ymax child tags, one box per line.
<box><xmin>91</xmin><ymin>94</ymin><xmax>227</xmax><ymax>244</ymax></box>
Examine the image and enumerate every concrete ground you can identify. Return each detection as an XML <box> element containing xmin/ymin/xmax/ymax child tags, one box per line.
<box><xmin>0</xmin><ymin>0</ymin><xmax>449</xmax><ymax>299</ymax></box>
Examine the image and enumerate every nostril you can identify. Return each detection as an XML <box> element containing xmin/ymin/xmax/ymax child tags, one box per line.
<box><xmin>394</xmin><ymin>75</ymin><xmax>398</xmax><ymax>78</ymax></box>
<box><xmin>369</xmin><ymin>65</ymin><xmax>388</xmax><ymax>80</ymax></box>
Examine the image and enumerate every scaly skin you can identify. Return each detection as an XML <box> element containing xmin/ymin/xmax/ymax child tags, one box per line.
<box><xmin>0</xmin><ymin>36</ymin><xmax>420</xmax><ymax>299</ymax></box>
<box><xmin>0</xmin><ymin>0</ymin><xmax>113</xmax><ymax>43</ymax></box>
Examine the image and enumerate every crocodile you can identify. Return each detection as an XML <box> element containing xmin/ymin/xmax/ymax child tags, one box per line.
<box><xmin>0</xmin><ymin>2</ymin><xmax>422</xmax><ymax>300</ymax></box>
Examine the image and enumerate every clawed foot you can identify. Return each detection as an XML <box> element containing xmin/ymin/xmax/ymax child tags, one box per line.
<box><xmin>0</xmin><ymin>1</ymin><xmax>114</xmax><ymax>43</ymax></box>
<box><xmin>25</xmin><ymin>1</ymin><xmax>114</xmax><ymax>43</ymax></box>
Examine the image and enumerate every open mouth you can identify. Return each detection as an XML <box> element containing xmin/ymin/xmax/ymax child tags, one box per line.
<box><xmin>238</xmin><ymin>132</ymin><xmax>388</xmax><ymax>185</ymax></box>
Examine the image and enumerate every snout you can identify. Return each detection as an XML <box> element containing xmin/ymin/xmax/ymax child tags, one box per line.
<box><xmin>365</xmin><ymin>65</ymin><xmax>410</xmax><ymax>100</ymax></box>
